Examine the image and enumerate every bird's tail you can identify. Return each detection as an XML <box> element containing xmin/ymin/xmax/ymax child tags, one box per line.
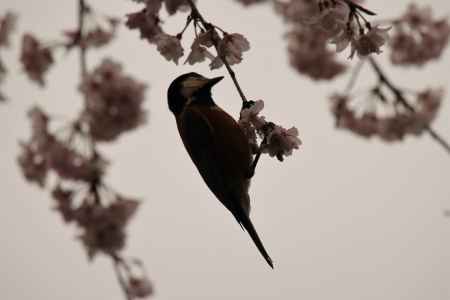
<box><xmin>239</xmin><ymin>214</ymin><xmax>274</xmax><ymax>269</ymax></box>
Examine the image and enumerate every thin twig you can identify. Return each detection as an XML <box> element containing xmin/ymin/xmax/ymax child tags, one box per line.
<box><xmin>186</xmin><ymin>0</ymin><xmax>248</xmax><ymax>103</ymax></box>
<box><xmin>248</xmin><ymin>137</ymin><xmax>267</xmax><ymax>178</ymax></box>
<box><xmin>368</xmin><ymin>56</ymin><xmax>450</xmax><ymax>155</ymax></box>
<box><xmin>344</xmin><ymin>58</ymin><xmax>365</xmax><ymax>94</ymax></box>
<box><xmin>78</xmin><ymin>0</ymin><xmax>87</xmax><ymax>78</ymax></box>
<box><xmin>112</xmin><ymin>255</ymin><xmax>132</xmax><ymax>300</ymax></box>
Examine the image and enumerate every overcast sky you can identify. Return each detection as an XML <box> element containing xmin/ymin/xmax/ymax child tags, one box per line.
<box><xmin>1</xmin><ymin>1</ymin><xmax>450</xmax><ymax>300</ymax></box>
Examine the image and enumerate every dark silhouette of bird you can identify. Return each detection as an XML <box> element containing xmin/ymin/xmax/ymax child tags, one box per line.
<box><xmin>167</xmin><ymin>72</ymin><xmax>273</xmax><ymax>268</ymax></box>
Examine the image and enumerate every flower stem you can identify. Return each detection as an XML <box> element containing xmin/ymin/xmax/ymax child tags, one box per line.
<box><xmin>112</xmin><ymin>254</ymin><xmax>132</xmax><ymax>300</ymax></box>
<box><xmin>186</xmin><ymin>0</ymin><xmax>248</xmax><ymax>103</ymax></box>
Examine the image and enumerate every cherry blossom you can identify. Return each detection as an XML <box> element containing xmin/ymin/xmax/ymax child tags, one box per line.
<box><xmin>20</xmin><ymin>33</ymin><xmax>54</xmax><ymax>86</ymax></box>
<box><xmin>330</xmin><ymin>86</ymin><xmax>444</xmax><ymax>141</ymax></box>
<box><xmin>127</xmin><ymin>277</ymin><xmax>154</xmax><ymax>298</ymax></box>
<box><xmin>349</xmin><ymin>26</ymin><xmax>390</xmax><ymax>58</ymax></box>
<box><xmin>211</xmin><ymin>33</ymin><xmax>250</xmax><ymax>69</ymax></box>
<box><xmin>288</xmin><ymin>27</ymin><xmax>346</xmax><ymax>80</ymax></box>
<box><xmin>126</xmin><ymin>8</ymin><xmax>163</xmax><ymax>43</ymax></box>
<box><xmin>184</xmin><ymin>34</ymin><xmax>215</xmax><ymax>65</ymax></box>
<box><xmin>0</xmin><ymin>11</ymin><xmax>17</xmax><ymax>47</ymax></box>
<box><xmin>262</xmin><ymin>124</ymin><xmax>302</xmax><ymax>161</ymax></box>
<box><xmin>79</xmin><ymin>58</ymin><xmax>147</xmax><ymax>142</ymax></box>
<box><xmin>389</xmin><ymin>4</ymin><xmax>450</xmax><ymax>66</ymax></box>
<box><xmin>238</xmin><ymin>100</ymin><xmax>301</xmax><ymax>160</ymax></box>
<box><xmin>154</xmin><ymin>33</ymin><xmax>184</xmax><ymax>64</ymax></box>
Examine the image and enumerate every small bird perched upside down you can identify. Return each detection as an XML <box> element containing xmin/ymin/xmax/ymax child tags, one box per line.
<box><xmin>167</xmin><ymin>72</ymin><xmax>273</xmax><ymax>268</ymax></box>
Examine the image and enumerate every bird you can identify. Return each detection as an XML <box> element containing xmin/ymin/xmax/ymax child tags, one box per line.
<box><xmin>167</xmin><ymin>72</ymin><xmax>273</xmax><ymax>268</ymax></box>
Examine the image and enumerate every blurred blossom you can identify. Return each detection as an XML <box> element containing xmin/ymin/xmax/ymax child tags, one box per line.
<box><xmin>46</xmin><ymin>140</ymin><xmax>104</xmax><ymax>182</ymax></box>
<box><xmin>52</xmin><ymin>185</ymin><xmax>76</xmax><ymax>223</ymax></box>
<box><xmin>349</xmin><ymin>26</ymin><xmax>390</xmax><ymax>58</ymax></box>
<box><xmin>79</xmin><ymin>58</ymin><xmax>147</xmax><ymax>142</ymax></box>
<box><xmin>276</xmin><ymin>0</ymin><xmax>388</xmax><ymax>73</ymax></box>
<box><xmin>65</xmin><ymin>17</ymin><xmax>119</xmax><ymax>50</ymax></box>
<box><xmin>20</xmin><ymin>33</ymin><xmax>54</xmax><ymax>86</ymax></box>
<box><xmin>287</xmin><ymin>27</ymin><xmax>346</xmax><ymax>80</ymax></box>
<box><xmin>126</xmin><ymin>8</ymin><xmax>163</xmax><ymax>43</ymax></box>
<box><xmin>389</xmin><ymin>3</ymin><xmax>450</xmax><ymax>66</ymax></box>
<box><xmin>164</xmin><ymin>0</ymin><xmax>194</xmax><ymax>15</ymax></box>
<box><xmin>330</xmin><ymin>87</ymin><xmax>444</xmax><ymax>141</ymax></box>
<box><xmin>18</xmin><ymin>106</ymin><xmax>105</xmax><ymax>185</ymax></box>
<box><xmin>17</xmin><ymin>142</ymin><xmax>49</xmax><ymax>187</ymax></box>
<box><xmin>77</xmin><ymin>197</ymin><xmax>139</xmax><ymax>259</ymax></box>
<box><xmin>127</xmin><ymin>276</ymin><xmax>154</xmax><ymax>298</ymax></box>
<box><xmin>0</xmin><ymin>11</ymin><xmax>17</xmax><ymax>48</ymax></box>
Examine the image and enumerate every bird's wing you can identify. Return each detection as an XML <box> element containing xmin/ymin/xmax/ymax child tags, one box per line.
<box><xmin>177</xmin><ymin>104</ymin><xmax>252</xmax><ymax>216</ymax></box>
<box><xmin>177</xmin><ymin>104</ymin><xmax>274</xmax><ymax>268</ymax></box>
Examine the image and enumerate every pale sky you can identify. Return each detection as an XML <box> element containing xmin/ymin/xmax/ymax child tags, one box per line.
<box><xmin>1</xmin><ymin>1</ymin><xmax>450</xmax><ymax>300</ymax></box>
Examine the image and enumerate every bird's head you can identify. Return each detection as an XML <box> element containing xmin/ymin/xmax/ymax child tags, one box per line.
<box><xmin>167</xmin><ymin>72</ymin><xmax>224</xmax><ymax>115</ymax></box>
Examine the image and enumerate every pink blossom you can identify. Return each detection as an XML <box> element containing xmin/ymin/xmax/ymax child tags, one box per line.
<box><xmin>28</xmin><ymin>105</ymin><xmax>49</xmax><ymax>136</ymax></box>
<box><xmin>262</xmin><ymin>124</ymin><xmax>302</xmax><ymax>161</ymax></box>
<box><xmin>239</xmin><ymin>100</ymin><xmax>266</xmax><ymax>130</ymax></box>
<box><xmin>79</xmin><ymin>58</ymin><xmax>147</xmax><ymax>142</ymax></box>
<box><xmin>17</xmin><ymin>142</ymin><xmax>48</xmax><ymax>187</ymax></box>
<box><xmin>238</xmin><ymin>119</ymin><xmax>259</xmax><ymax>154</ymax></box>
<box><xmin>389</xmin><ymin>4</ymin><xmax>450</xmax><ymax>66</ymax></box>
<box><xmin>52</xmin><ymin>185</ymin><xmax>75</xmax><ymax>223</ymax></box>
<box><xmin>287</xmin><ymin>27</ymin><xmax>346</xmax><ymax>80</ymax></box>
<box><xmin>164</xmin><ymin>0</ymin><xmax>193</xmax><ymax>15</ymax></box>
<box><xmin>154</xmin><ymin>33</ymin><xmax>184</xmax><ymax>64</ymax></box>
<box><xmin>46</xmin><ymin>140</ymin><xmax>104</xmax><ymax>182</ymax></box>
<box><xmin>184</xmin><ymin>34</ymin><xmax>215</xmax><ymax>65</ymax></box>
<box><xmin>239</xmin><ymin>100</ymin><xmax>267</xmax><ymax>154</ymax></box>
<box><xmin>329</xmin><ymin>86</ymin><xmax>444</xmax><ymax>142</ymax></box>
<box><xmin>126</xmin><ymin>8</ymin><xmax>163</xmax><ymax>43</ymax></box>
<box><xmin>76</xmin><ymin>194</ymin><xmax>140</xmax><ymax>258</ymax></box>
<box><xmin>350</xmin><ymin>26</ymin><xmax>390</xmax><ymax>58</ymax></box>
<box><xmin>20</xmin><ymin>33</ymin><xmax>54</xmax><ymax>86</ymax></box>
<box><xmin>211</xmin><ymin>33</ymin><xmax>250</xmax><ymax>69</ymax></box>
<box><xmin>0</xmin><ymin>11</ymin><xmax>17</xmax><ymax>48</ymax></box>
<box><xmin>127</xmin><ymin>277</ymin><xmax>154</xmax><ymax>298</ymax></box>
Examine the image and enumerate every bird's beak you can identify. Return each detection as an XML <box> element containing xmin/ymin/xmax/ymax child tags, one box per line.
<box><xmin>203</xmin><ymin>76</ymin><xmax>224</xmax><ymax>89</ymax></box>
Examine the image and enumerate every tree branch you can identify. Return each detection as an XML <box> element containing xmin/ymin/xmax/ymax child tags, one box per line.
<box><xmin>368</xmin><ymin>56</ymin><xmax>450</xmax><ymax>155</ymax></box>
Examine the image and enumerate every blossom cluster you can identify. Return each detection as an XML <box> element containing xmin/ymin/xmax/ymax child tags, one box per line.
<box><xmin>17</xmin><ymin>106</ymin><xmax>151</xmax><ymax>297</ymax></box>
<box><xmin>79</xmin><ymin>58</ymin><xmax>147</xmax><ymax>142</ymax></box>
<box><xmin>276</xmin><ymin>0</ymin><xmax>390</xmax><ymax>80</ymax></box>
<box><xmin>0</xmin><ymin>11</ymin><xmax>17</xmax><ymax>101</ymax></box>
<box><xmin>389</xmin><ymin>3</ymin><xmax>450</xmax><ymax>66</ymax></box>
<box><xmin>19</xmin><ymin>10</ymin><xmax>119</xmax><ymax>87</ymax></box>
<box><xmin>65</xmin><ymin>15</ymin><xmax>119</xmax><ymax>50</ymax></box>
<box><xmin>20</xmin><ymin>34</ymin><xmax>54</xmax><ymax>86</ymax></box>
<box><xmin>239</xmin><ymin>100</ymin><xmax>301</xmax><ymax>161</ymax></box>
<box><xmin>330</xmin><ymin>87</ymin><xmax>443</xmax><ymax>141</ymax></box>
<box><xmin>126</xmin><ymin>0</ymin><xmax>251</xmax><ymax>68</ymax></box>
<box><xmin>17</xmin><ymin>3</ymin><xmax>152</xmax><ymax>298</ymax></box>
